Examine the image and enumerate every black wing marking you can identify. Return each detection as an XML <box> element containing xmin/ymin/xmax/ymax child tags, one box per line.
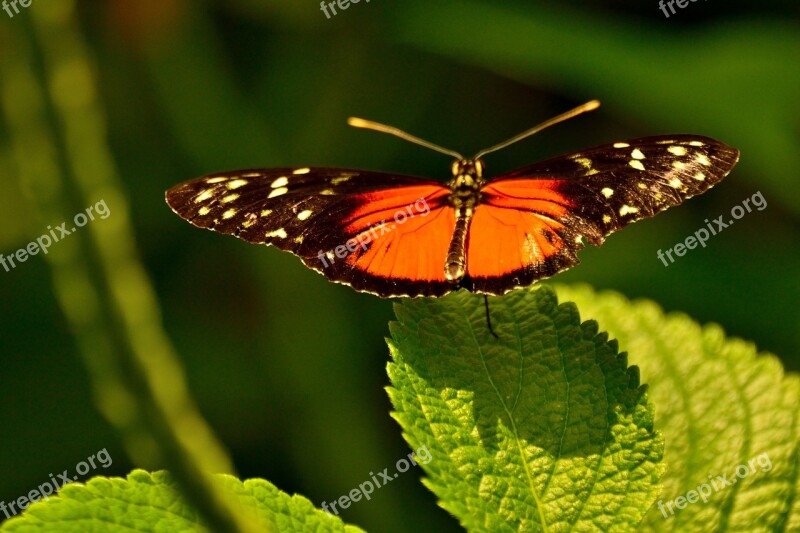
<box><xmin>484</xmin><ymin>135</ymin><xmax>740</xmax><ymax>246</ymax></box>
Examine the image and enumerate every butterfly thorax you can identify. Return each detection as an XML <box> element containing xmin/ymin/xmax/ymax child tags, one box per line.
<box><xmin>444</xmin><ymin>159</ymin><xmax>484</xmax><ymax>282</ymax></box>
<box><xmin>447</xmin><ymin>159</ymin><xmax>484</xmax><ymax>217</ymax></box>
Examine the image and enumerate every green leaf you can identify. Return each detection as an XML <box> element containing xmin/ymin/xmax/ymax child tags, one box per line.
<box><xmin>554</xmin><ymin>284</ymin><xmax>800</xmax><ymax>531</ymax></box>
<box><xmin>387</xmin><ymin>286</ymin><xmax>664</xmax><ymax>532</ymax></box>
<box><xmin>1</xmin><ymin>470</ymin><xmax>364</xmax><ymax>533</ymax></box>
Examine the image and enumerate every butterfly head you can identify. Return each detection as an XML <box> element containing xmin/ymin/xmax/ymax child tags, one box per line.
<box><xmin>449</xmin><ymin>159</ymin><xmax>484</xmax><ymax>188</ymax></box>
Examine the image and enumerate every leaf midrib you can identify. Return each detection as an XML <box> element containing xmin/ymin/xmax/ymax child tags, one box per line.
<box><xmin>460</xmin><ymin>299</ymin><xmax>550</xmax><ymax>532</ymax></box>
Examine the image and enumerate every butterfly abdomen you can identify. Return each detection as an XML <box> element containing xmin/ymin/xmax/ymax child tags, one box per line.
<box><xmin>445</xmin><ymin>215</ymin><xmax>471</xmax><ymax>281</ymax></box>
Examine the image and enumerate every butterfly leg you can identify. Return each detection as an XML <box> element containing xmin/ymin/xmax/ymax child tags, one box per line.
<box><xmin>483</xmin><ymin>295</ymin><xmax>499</xmax><ymax>339</ymax></box>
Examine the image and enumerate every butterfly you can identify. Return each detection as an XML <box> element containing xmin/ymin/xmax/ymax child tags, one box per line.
<box><xmin>166</xmin><ymin>100</ymin><xmax>739</xmax><ymax>298</ymax></box>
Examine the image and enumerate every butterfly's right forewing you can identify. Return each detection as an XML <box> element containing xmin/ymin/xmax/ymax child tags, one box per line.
<box><xmin>465</xmin><ymin>135</ymin><xmax>740</xmax><ymax>294</ymax></box>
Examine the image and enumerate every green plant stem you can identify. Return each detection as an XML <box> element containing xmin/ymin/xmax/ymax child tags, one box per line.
<box><xmin>0</xmin><ymin>4</ymin><xmax>262</xmax><ymax>533</ymax></box>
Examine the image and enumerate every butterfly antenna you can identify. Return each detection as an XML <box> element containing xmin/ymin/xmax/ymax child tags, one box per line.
<box><xmin>473</xmin><ymin>100</ymin><xmax>601</xmax><ymax>160</ymax></box>
<box><xmin>348</xmin><ymin>117</ymin><xmax>464</xmax><ymax>160</ymax></box>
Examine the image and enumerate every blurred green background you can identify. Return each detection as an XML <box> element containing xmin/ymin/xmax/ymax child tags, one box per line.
<box><xmin>1</xmin><ymin>1</ymin><xmax>798</xmax><ymax>531</ymax></box>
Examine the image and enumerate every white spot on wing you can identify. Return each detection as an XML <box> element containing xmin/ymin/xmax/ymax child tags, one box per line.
<box><xmin>194</xmin><ymin>189</ymin><xmax>214</xmax><ymax>203</ymax></box>
<box><xmin>222</xmin><ymin>209</ymin><xmax>236</xmax><ymax>219</ymax></box>
<box><xmin>574</xmin><ymin>157</ymin><xmax>592</xmax><ymax>169</ymax></box>
<box><xmin>206</xmin><ymin>177</ymin><xmax>228</xmax><ymax>184</ymax></box>
<box><xmin>668</xmin><ymin>146</ymin><xmax>687</xmax><ymax>156</ymax></box>
<box><xmin>268</xmin><ymin>187</ymin><xmax>288</xmax><ymax>198</ymax></box>
<box><xmin>688</xmin><ymin>141</ymin><xmax>705</xmax><ymax>147</ymax></box>
<box><xmin>260</xmin><ymin>209</ymin><xmax>272</xmax><ymax>217</ymax></box>
<box><xmin>672</xmin><ymin>161</ymin><xmax>686</xmax><ymax>170</ymax></box>
<box><xmin>221</xmin><ymin>193</ymin><xmax>239</xmax><ymax>203</ymax></box>
<box><xmin>629</xmin><ymin>160</ymin><xmax>645</xmax><ymax>171</ymax></box>
<box><xmin>613</xmin><ymin>142</ymin><xmax>630</xmax><ymax>148</ymax></box>
<box><xmin>602</xmin><ymin>214</ymin><xmax>612</xmax><ymax>224</ymax></box>
<box><xmin>293</xmin><ymin>168</ymin><xmax>311</xmax><ymax>175</ymax></box>
<box><xmin>198</xmin><ymin>206</ymin><xmax>211</xmax><ymax>215</ymax></box>
<box><xmin>331</xmin><ymin>175</ymin><xmax>352</xmax><ymax>185</ymax></box>
<box><xmin>619</xmin><ymin>205</ymin><xmax>639</xmax><ymax>216</ymax></box>
<box><xmin>227</xmin><ymin>179</ymin><xmax>248</xmax><ymax>190</ymax></box>
<box><xmin>271</xmin><ymin>176</ymin><xmax>288</xmax><ymax>188</ymax></box>
<box><xmin>695</xmin><ymin>154</ymin><xmax>711</xmax><ymax>166</ymax></box>
<box><xmin>693</xmin><ymin>171</ymin><xmax>706</xmax><ymax>181</ymax></box>
<box><xmin>297</xmin><ymin>209</ymin><xmax>313</xmax><ymax>221</ymax></box>
<box><xmin>631</xmin><ymin>149</ymin><xmax>645</xmax><ymax>160</ymax></box>
<box><xmin>601</xmin><ymin>187</ymin><xmax>614</xmax><ymax>198</ymax></box>
<box><xmin>265</xmin><ymin>229</ymin><xmax>287</xmax><ymax>239</ymax></box>
<box><xmin>668</xmin><ymin>177</ymin><xmax>683</xmax><ymax>188</ymax></box>
<box><xmin>320</xmin><ymin>189</ymin><xmax>335</xmax><ymax>195</ymax></box>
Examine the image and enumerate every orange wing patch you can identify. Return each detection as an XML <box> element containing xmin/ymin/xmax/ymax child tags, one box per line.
<box><xmin>466</xmin><ymin>179</ymin><xmax>579</xmax><ymax>294</ymax></box>
<box><xmin>305</xmin><ymin>186</ymin><xmax>457</xmax><ymax>297</ymax></box>
<box><xmin>346</xmin><ymin>201</ymin><xmax>455</xmax><ymax>288</ymax></box>
<box><xmin>479</xmin><ymin>179</ymin><xmax>573</xmax><ymax>218</ymax></box>
<box><xmin>342</xmin><ymin>185</ymin><xmax>448</xmax><ymax>232</ymax></box>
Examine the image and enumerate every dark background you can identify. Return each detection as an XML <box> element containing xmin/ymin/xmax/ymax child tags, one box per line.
<box><xmin>1</xmin><ymin>1</ymin><xmax>798</xmax><ymax>531</ymax></box>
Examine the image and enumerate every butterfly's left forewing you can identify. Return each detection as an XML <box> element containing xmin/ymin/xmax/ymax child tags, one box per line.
<box><xmin>166</xmin><ymin>168</ymin><xmax>456</xmax><ymax>297</ymax></box>
<box><xmin>466</xmin><ymin>135</ymin><xmax>740</xmax><ymax>294</ymax></box>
